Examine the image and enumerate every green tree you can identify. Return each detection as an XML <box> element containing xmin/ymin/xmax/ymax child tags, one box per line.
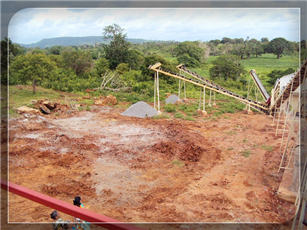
<box><xmin>267</xmin><ymin>68</ymin><xmax>295</xmax><ymax>85</ymax></box>
<box><xmin>266</xmin><ymin>37</ymin><xmax>290</xmax><ymax>59</ymax></box>
<box><xmin>61</xmin><ymin>48</ymin><xmax>93</xmax><ymax>76</ymax></box>
<box><xmin>209</xmin><ymin>55</ymin><xmax>246</xmax><ymax>81</ymax></box>
<box><xmin>10</xmin><ymin>53</ymin><xmax>57</xmax><ymax>93</ymax></box>
<box><xmin>261</xmin><ymin>37</ymin><xmax>269</xmax><ymax>43</ymax></box>
<box><xmin>127</xmin><ymin>49</ymin><xmax>144</xmax><ymax>70</ymax></box>
<box><xmin>248</xmin><ymin>39</ymin><xmax>264</xmax><ymax>58</ymax></box>
<box><xmin>47</xmin><ymin>46</ymin><xmax>63</xmax><ymax>55</ymax></box>
<box><xmin>1</xmin><ymin>38</ymin><xmax>25</xmax><ymax>84</ymax></box>
<box><xmin>231</xmin><ymin>44</ymin><xmax>245</xmax><ymax>59</ymax></box>
<box><xmin>116</xmin><ymin>63</ymin><xmax>129</xmax><ymax>74</ymax></box>
<box><xmin>174</xmin><ymin>41</ymin><xmax>204</xmax><ymax>67</ymax></box>
<box><xmin>141</xmin><ymin>54</ymin><xmax>177</xmax><ymax>83</ymax></box>
<box><xmin>103</xmin><ymin>24</ymin><xmax>130</xmax><ymax>69</ymax></box>
<box><xmin>221</xmin><ymin>37</ymin><xmax>233</xmax><ymax>44</ymax></box>
<box><xmin>94</xmin><ymin>57</ymin><xmax>109</xmax><ymax>77</ymax></box>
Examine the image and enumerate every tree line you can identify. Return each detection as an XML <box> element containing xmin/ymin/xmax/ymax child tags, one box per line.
<box><xmin>1</xmin><ymin>24</ymin><xmax>302</xmax><ymax>95</ymax></box>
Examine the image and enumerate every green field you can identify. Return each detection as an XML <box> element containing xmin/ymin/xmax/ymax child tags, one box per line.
<box><xmin>191</xmin><ymin>53</ymin><xmax>299</xmax><ymax>91</ymax></box>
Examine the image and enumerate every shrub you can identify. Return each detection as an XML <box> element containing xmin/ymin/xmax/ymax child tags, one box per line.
<box><xmin>210</xmin><ymin>55</ymin><xmax>246</xmax><ymax>81</ymax></box>
<box><xmin>174</xmin><ymin>112</ymin><xmax>184</xmax><ymax>119</ymax></box>
<box><xmin>164</xmin><ymin>104</ymin><xmax>176</xmax><ymax>113</ymax></box>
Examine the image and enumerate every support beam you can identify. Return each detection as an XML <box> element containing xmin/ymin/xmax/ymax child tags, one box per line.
<box><xmin>202</xmin><ymin>86</ymin><xmax>207</xmax><ymax>114</ymax></box>
<box><xmin>183</xmin><ymin>81</ymin><xmax>186</xmax><ymax>100</ymax></box>
<box><xmin>213</xmin><ymin>91</ymin><xmax>216</xmax><ymax>106</ymax></box>
<box><xmin>157</xmin><ymin>71</ymin><xmax>160</xmax><ymax>113</ymax></box>
<box><xmin>178</xmin><ymin>79</ymin><xmax>181</xmax><ymax>100</ymax></box>
<box><xmin>198</xmin><ymin>88</ymin><xmax>202</xmax><ymax>111</ymax></box>
<box><xmin>208</xmin><ymin>90</ymin><xmax>212</xmax><ymax>107</ymax></box>
<box><xmin>154</xmin><ymin>72</ymin><xmax>156</xmax><ymax>109</ymax></box>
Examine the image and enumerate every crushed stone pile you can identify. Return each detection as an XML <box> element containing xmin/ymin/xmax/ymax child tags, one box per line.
<box><xmin>165</xmin><ymin>94</ymin><xmax>179</xmax><ymax>104</ymax></box>
<box><xmin>121</xmin><ymin>101</ymin><xmax>158</xmax><ymax>118</ymax></box>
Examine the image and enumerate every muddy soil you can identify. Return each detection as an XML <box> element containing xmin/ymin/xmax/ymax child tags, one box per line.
<box><xmin>8</xmin><ymin>106</ymin><xmax>295</xmax><ymax>223</ymax></box>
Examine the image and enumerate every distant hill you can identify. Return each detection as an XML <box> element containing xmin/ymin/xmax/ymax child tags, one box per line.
<box><xmin>20</xmin><ymin>36</ymin><xmax>154</xmax><ymax>48</ymax></box>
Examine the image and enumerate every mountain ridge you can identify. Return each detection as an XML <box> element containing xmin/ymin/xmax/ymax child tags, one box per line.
<box><xmin>19</xmin><ymin>36</ymin><xmax>172</xmax><ymax>48</ymax></box>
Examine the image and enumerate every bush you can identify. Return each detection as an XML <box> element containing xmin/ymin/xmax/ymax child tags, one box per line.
<box><xmin>164</xmin><ymin>104</ymin><xmax>176</xmax><ymax>113</ymax></box>
<box><xmin>174</xmin><ymin>112</ymin><xmax>184</xmax><ymax>119</ymax></box>
<box><xmin>267</xmin><ymin>68</ymin><xmax>295</xmax><ymax>85</ymax></box>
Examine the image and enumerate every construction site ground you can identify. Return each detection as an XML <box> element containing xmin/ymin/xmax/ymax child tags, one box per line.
<box><xmin>8</xmin><ymin>103</ymin><xmax>296</xmax><ymax>224</ymax></box>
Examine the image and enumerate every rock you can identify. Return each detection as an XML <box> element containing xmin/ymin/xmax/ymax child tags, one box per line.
<box><xmin>39</xmin><ymin>104</ymin><xmax>51</xmax><ymax>114</ymax></box>
<box><xmin>43</xmin><ymin>100</ymin><xmax>57</xmax><ymax>110</ymax></box>
<box><xmin>103</xmin><ymin>95</ymin><xmax>117</xmax><ymax>105</ymax></box>
<box><xmin>94</xmin><ymin>99</ymin><xmax>104</xmax><ymax>105</ymax></box>
<box><xmin>16</xmin><ymin>106</ymin><xmax>39</xmax><ymax>114</ymax></box>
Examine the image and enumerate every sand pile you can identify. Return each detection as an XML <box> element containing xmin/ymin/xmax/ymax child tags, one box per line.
<box><xmin>165</xmin><ymin>94</ymin><xmax>179</xmax><ymax>104</ymax></box>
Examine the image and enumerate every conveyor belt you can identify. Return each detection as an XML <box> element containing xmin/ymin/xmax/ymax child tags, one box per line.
<box><xmin>249</xmin><ymin>70</ymin><xmax>270</xmax><ymax>102</ymax></box>
<box><xmin>175</xmin><ymin>64</ymin><xmax>269</xmax><ymax>113</ymax></box>
<box><xmin>150</xmin><ymin>63</ymin><xmax>269</xmax><ymax>113</ymax></box>
<box><xmin>270</xmin><ymin>60</ymin><xmax>307</xmax><ymax>113</ymax></box>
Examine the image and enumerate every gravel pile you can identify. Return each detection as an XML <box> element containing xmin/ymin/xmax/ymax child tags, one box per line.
<box><xmin>165</xmin><ymin>94</ymin><xmax>179</xmax><ymax>104</ymax></box>
<box><xmin>121</xmin><ymin>101</ymin><xmax>158</xmax><ymax>118</ymax></box>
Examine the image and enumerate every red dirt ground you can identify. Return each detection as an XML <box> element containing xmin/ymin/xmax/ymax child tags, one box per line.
<box><xmin>7</xmin><ymin>105</ymin><xmax>296</xmax><ymax>225</ymax></box>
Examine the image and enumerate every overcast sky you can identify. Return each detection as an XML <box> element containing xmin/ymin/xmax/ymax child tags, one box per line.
<box><xmin>8</xmin><ymin>8</ymin><xmax>300</xmax><ymax>44</ymax></box>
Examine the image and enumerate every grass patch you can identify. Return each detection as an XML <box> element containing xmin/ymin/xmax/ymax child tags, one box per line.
<box><xmin>171</xmin><ymin>159</ymin><xmax>185</xmax><ymax>167</ymax></box>
<box><xmin>227</xmin><ymin>147</ymin><xmax>234</xmax><ymax>151</ymax></box>
<box><xmin>174</xmin><ymin>112</ymin><xmax>184</xmax><ymax>119</ymax></box>
<box><xmin>164</xmin><ymin>104</ymin><xmax>176</xmax><ymax>113</ymax></box>
<box><xmin>8</xmin><ymin>85</ymin><xmax>72</xmax><ymax>117</ymax></box>
<box><xmin>241</xmin><ymin>150</ymin><xmax>252</xmax><ymax>158</ymax></box>
<box><xmin>183</xmin><ymin>116</ymin><xmax>195</xmax><ymax>121</ymax></box>
<box><xmin>152</xmin><ymin>114</ymin><xmax>170</xmax><ymax>119</ymax></box>
<box><xmin>261</xmin><ymin>145</ymin><xmax>274</xmax><ymax>152</ymax></box>
<box><xmin>242</xmin><ymin>138</ymin><xmax>248</xmax><ymax>143</ymax></box>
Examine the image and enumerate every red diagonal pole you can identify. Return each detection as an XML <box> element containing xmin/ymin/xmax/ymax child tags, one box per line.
<box><xmin>1</xmin><ymin>181</ymin><xmax>142</xmax><ymax>230</ymax></box>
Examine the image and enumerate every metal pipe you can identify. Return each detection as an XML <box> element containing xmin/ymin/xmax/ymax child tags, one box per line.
<box><xmin>1</xmin><ymin>181</ymin><xmax>141</xmax><ymax>230</ymax></box>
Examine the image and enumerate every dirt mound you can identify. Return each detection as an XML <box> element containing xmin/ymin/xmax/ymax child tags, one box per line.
<box><xmin>94</xmin><ymin>95</ymin><xmax>117</xmax><ymax>106</ymax></box>
<box><xmin>41</xmin><ymin>180</ymin><xmax>95</xmax><ymax>197</ymax></box>
<box><xmin>153</xmin><ymin>140</ymin><xmax>203</xmax><ymax>162</ymax></box>
<box><xmin>104</xmin><ymin>95</ymin><xmax>117</xmax><ymax>105</ymax></box>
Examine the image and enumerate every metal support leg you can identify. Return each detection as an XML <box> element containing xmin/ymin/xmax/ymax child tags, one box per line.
<box><xmin>202</xmin><ymin>86</ymin><xmax>207</xmax><ymax>114</ymax></box>
<box><xmin>154</xmin><ymin>72</ymin><xmax>156</xmax><ymax>109</ymax></box>
<box><xmin>178</xmin><ymin>79</ymin><xmax>181</xmax><ymax>100</ymax></box>
<box><xmin>213</xmin><ymin>91</ymin><xmax>216</xmax><ymax>106</ymax></box>
<box><xmin>198</xmin><ymin>88</ymin><xmax>202</xmax><ymax>111</ymax></box>
<box><xmin>184</xmin><ymin>81</ymin><xmax>186</xmax><ymax>100</ymax></box>
<box><xmin>157</xmin><ymin>71</ymin><xmax>160</xmax><ymax>114</ymax></box>
<box><xmin>208</xmin><ymin>90</ymin><xmax>212</xmax><ymax>107</ymax></box>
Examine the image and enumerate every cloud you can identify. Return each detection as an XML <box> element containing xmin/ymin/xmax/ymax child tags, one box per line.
<box><xmin>8</xmin><ymin>8</ymin><xmax>300</xmax><ymax>44</ymax></box>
